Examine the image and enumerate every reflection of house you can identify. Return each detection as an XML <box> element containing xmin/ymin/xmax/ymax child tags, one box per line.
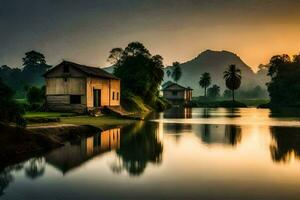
<box><xmin>163</xmin><ymin>107</ymin><xmax>192</xmax><ymax>119</ymax></box>
<box><xmin>46</xmin><ymin>128</ymin><xmax>120</xmax><ymax>174</ymax></box>
<box><xmin>161</xmin><ymin>81</ymin><xmax>192</xmax><ymax>105</ymax></box>
<box><xmin>44</xmin><ymin>61</ymin><xmax>120</xmax><ymax>113</ymax></box>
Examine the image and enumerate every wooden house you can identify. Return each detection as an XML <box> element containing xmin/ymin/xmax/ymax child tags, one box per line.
<box><xmin>162</xmin><ymin>81</ymin><xmax>192</xmax><ymax>105</ymax></box>
<box><xmin>44</xmin><ymin>61</ymin><xmax>120</xmax><ymax>113</ymax></box>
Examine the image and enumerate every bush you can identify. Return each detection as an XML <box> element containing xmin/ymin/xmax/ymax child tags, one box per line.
<box><xmin>0</xmin><ymin>78</ymin><xmax>25</xmax><ymax>126</ymax></box>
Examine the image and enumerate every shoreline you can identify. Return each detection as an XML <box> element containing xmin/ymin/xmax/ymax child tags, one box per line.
<box><xmin>0</xmin><ymin>114</ymin><xmax>139</xmax><ymax>170</ymax></box>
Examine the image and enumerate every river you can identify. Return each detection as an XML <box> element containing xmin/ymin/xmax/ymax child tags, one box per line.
<box><xmin>1</xmin><ymin>108</ymin><xmax>300</xmax><ymax>200</ymax></box>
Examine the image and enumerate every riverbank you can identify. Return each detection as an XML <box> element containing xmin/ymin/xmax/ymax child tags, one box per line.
<box><xmin>1</xmin><ymin>113</ymin><xmax>139</xmax><ymax>169</ymax></box>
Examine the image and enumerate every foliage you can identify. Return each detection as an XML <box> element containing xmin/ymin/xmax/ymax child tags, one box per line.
<box><xmin>223</xmin><ymin>64</ymin><xmax>241</xmax><ymax>101</ymax></box>
<box><xmin>166</xmin><ymin>69</ymin><xmax>171</xmax><ymax>77</ymax></box>
<box><xmin>171</xmin><ymin>62</ymin><xmax>182</xmax><ymax>83</ymax></box>
<box><xmin>26</xmin><ymin>86</ymin><xmax>45</xmax><ymax>105</ymax></box>
<box><xmin>108</xmin><ymin>42</ymin><xmax>164</xmax><ymax>106</ymax></box>
<box><xmin>267</xmin><ymin>54</ymin><xmax>300</xmax><ymax>106</ymax></box>
<box><xmin>223</xmin><ymin>89</ymin><xmax>232</xmax><ymax>99</ymax></box>
<box><xmin>223</xmin><ymin>86</ymin><xmax>268</xmax><ymax>100</ymax></box>
<box><xmin>207</xmin><ymin>84</ymin><xmax>220</xmax><ymax>99</ymax></box>
<box><xmin>199</xmin><ymin>72</ymin><xmax>211</xmax><ymax>97</ymax></box>
<box><xmin>0</xmin><ymin>51</ymin><xmax>51</xmax><ymax>98</ymax></box>
<box><xmin>0</xmin><ymin>78</ymin><xmax>25</xmax><ymax>126</ymax></box>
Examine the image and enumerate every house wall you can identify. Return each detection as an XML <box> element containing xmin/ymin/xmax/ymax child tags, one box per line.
<box><xmin>163</xmin><ymin>90</ymin><xmax>185</xmax><ymax>100</ymax></box>
<box><xmin>45</xmin><ymin>77</ymin><xmax>87</xmax><ymax>113</ymax></box>
<box><xmin>86</xmin><ymin>77</ymin><xmax>120</xmax><ymax>108</ymax></box>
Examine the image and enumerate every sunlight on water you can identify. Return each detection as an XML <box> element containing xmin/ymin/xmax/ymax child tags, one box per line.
<box><xmin>2</xmin><ymin>108</ymin><xmax>300</xmax><ymax>200</ymax></box>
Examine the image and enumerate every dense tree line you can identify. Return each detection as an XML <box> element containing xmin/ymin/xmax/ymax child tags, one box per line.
<box><xmin>0</xmin><ymin>51</ymin><xmax>50</xmax><ymax>97</ymax></box>
<box><xmin>267</xmin><ymin>54</ymin><xmax>300</xmax><ymax>106</ymax></box>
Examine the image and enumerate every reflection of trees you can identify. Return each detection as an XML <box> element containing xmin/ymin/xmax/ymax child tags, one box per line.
<box><xmin>114</xmin><ymin>122</ymin><xmax>163</xmax><ymax>176</ymax></box>
<box><xmin>270</xmin><ymin>127</ymin><xmax>300</xmax><ymax>163</ymax></box>
<box><xmin>225</xmin><ymin>125</ymin><xmax>242</xmax><ymax>146</ymax></box>
<box><xmin>200</xmin><ymin>124</ymin><xmax>241</xmax><ymax>146</ymax></box>
<box><xmin>24</xmin><ymin>157</ymin><xmax>45</xmax><ymax>179</ymax></box>
<box><xmin>0</xmin><ymin>163</ymin><xmax>24</xmax><ymax>197</ymax></box>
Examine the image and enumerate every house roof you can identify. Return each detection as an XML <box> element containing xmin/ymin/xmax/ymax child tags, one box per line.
<box><xmin>161</xmin><ymin>81</ymin><xmax>193</xmax><ymax>91</ymax></box>
<box><xmin>44</xmin><ymin>61</ymin><xmax>119</xmax><ymax>80</ymax></box>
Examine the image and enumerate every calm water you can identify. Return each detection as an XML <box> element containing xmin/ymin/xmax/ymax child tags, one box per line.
<box><xmin>2</xmin><ymin>108</ymin><xmax>300</xmax><ymax>200</ymax></box>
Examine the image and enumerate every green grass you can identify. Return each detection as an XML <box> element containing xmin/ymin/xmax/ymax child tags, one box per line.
<box><xmin>60</xmin><ymin>115</ymin><xmax>136</xmax><ymax>129</ymax></box>
<box><xmin>24</xmin><ymin>112</ymin><xmax>75</xmax><ymax>118</ymax></box>
<box><xmin>25</xmin><ymin>112</ymin><xmax>137</xmax><ymax>129</ymax></box>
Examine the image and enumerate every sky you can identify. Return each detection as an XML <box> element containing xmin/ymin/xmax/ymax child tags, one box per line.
<box><xmin>1</xmin><ymin>0</ymin><xmax>300</xmax><ymax>72</ymax></box>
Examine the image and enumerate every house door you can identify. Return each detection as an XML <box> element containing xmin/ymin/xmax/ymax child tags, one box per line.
<box><xmin>93</xmin><ymin>89</ymin><xmax>101</xmax><ymax>107</ymax></box>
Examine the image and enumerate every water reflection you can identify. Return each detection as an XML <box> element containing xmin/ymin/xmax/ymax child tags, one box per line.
<box><xmin>24</xmin><ymin>157</ymin><xmax>46</xmax><ymax>179</ymax></box>
<box><xmin>199</xmin><ymin>124</ymin><xmax>242</xmax><ymax>146</ymax></box>
<box><xmin>0</xmin><ymin>158</ymin><xmax>42</xmax><ymax>196</ymax></box>
<box><xmin>163</xmin><ymin>107</ymin><xmax>192</xmax><ymax>118</ymax></box>
<box><xmin>113</xmin><ymin>122</ymin><xmax>163</xmax><ymax>176</ymax></box>
<box><xmin>270</xmin><ymin>127</ymin><xmax>300</xmax><ymax>163</ymax></box>
<box><xmin>46</xmin><ymin>128</ymin><xmax>120</xmax><ymax>175</ymax></box>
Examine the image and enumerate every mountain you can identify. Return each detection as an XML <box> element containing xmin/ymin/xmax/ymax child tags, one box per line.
<box><xmin>165</xmin><ymin>50</ymin><xmax>268</xmax><ymax>96</ymax></box>
<box><xmin>103</xmin><ymin>50</ymin><xmax>269</xmax><ymax>96</ymax></box>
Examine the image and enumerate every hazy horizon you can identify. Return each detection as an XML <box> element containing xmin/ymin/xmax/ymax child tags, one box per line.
<box><xmin>1</xmin><ymin>0</ymin><xmax>300</xmax><ymax>71</ymax></box>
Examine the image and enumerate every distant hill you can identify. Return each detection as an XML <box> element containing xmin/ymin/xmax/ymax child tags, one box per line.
<box><xmin>164</xmin><ymin>50</ymin><xmax>268</xmax><ymax>96</ymax></box>
<box><xmin>103</xmin><ymin>50</ymin><xmax>270</xmax><ymax>96</ymax></box>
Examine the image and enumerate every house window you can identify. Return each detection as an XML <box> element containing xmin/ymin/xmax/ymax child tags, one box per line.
<box><xmin>63</xmin><ymin>65</ymin><xmax>69</xmax><ymax>73</ymax></box>
<box><xmin>172</xmin><ymin>91</ymin><xmax>178</xmax><ymax>96</ymax></box>
<box><xmin>70</xmin><ymin>95</ymin><xmax>81</xmax><ymax>104</ymax></box>
<box><xmin>117</xmin><ymin>92</ymin><xmax>119</xmax><ymax>100</ymax></box>
<box><xmin>112</xmin><ymin>92</ymin><xmax>115</xmax><ymax>100</ymax></box>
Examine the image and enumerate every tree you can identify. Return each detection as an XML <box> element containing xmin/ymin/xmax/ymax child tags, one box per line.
<box><xmin>207</xmin><ymin>84</ymin><xmax>220</xmax><ymax>99</ymax></box>
<box><xmin>266</xmin><ymin>54</ymin><xmax>300</xmax><ymax>105</ymax></box>
<box><xmin>199</xmin><ymin>72</ymin><xmax>211</xmax><ymax>97</ymax></box>
<box><xmin>26</xmin><ymin>86</ymin><xmax>45</xmax><ymax>105</ymax></box>
<box><xmin>166</xmin><ymin>69</ymin><xmax>172</xmax><ymax>78</ymax></box>
<box><xmin>223</xmin><ymin>89</ymin><xmax>232</xmax><ymax>99</ymax></box>
<box><xmin>22</xmin><ymin>50</ymin><xmax>51</xmax><ymax>87</ymax></box>
<box><xmin>108</xmin><ymin>42</ymin><xmax>164</xmax><ymax>103</ymax></box>
<box><xmin>223</xmin><ymin>64</ymin><xmax>241</xmax><ymax>102</ymax></box>
<box><xmin>0</xmin><ymin>78</ymin><xmax>25</xmax><ymax>125</ymax></box>
<box><xmin>171</xmin><ymin>62</ymin><xmax>181</xmax><ymax>83</ymax></box>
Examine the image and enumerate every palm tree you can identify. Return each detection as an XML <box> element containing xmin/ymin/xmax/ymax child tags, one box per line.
<box><xmin>171</xmin><ymin>62</ymin><xmax>182</xmax><ymax>83</ymax></box>
<box><xmin>223</xmin><ymin>64</ymin><xmax>241</xmax><ymax>102</ymax></box>
<box><xmin>199</xmin><ymin>72</ymin><xmax>211</xmax><ymax>97</ymax></box>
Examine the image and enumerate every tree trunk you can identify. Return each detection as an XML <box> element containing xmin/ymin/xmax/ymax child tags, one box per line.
<box><xmin>205</xmin><ymin>87</ymin><xmax>207</xmax><ymax>97</ymax></box>
<box><xmin>232</xmin><ymin>89</ymin><xmax>235</xmax><ymax>102</ymax></box>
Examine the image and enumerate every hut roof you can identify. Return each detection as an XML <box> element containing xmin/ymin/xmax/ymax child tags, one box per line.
<box><xmin>44</xmin><ymin>61</ymin><xmax>119</xmax><ymax>80</ymax></box>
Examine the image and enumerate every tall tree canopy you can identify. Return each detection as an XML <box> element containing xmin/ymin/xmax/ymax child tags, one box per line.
<box><xmin>0</xmin><ymin>50</ymin><xmax>50</xmax><ymax>97</ymax></box>
<box><xmin>223</xmin><ymin>64</ymin><xmax>241</xmax><ymax>102</ymax></box>
<box><xmin>108</xmin><ymin>42</ymin><xmax>164</xmax><ymax>102</ymax></box>
<box><xmin>267</xmin><ymin>54</ymin><xmax>300</xmax><ymax>105</ymax></box>
<box><xmin>22</xmin><ymin>51</ymin><xmax>51</xmax><ymax>87</ymax></box>
<box><xmin>199</xmin><ymin>72</ymin><xmax>211</xmax><ymax>97</ymax></box>
<box><xmin>171</xmin><ymin>62</ymin><xmax>182</xmax><ymax>83</ymax></box>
